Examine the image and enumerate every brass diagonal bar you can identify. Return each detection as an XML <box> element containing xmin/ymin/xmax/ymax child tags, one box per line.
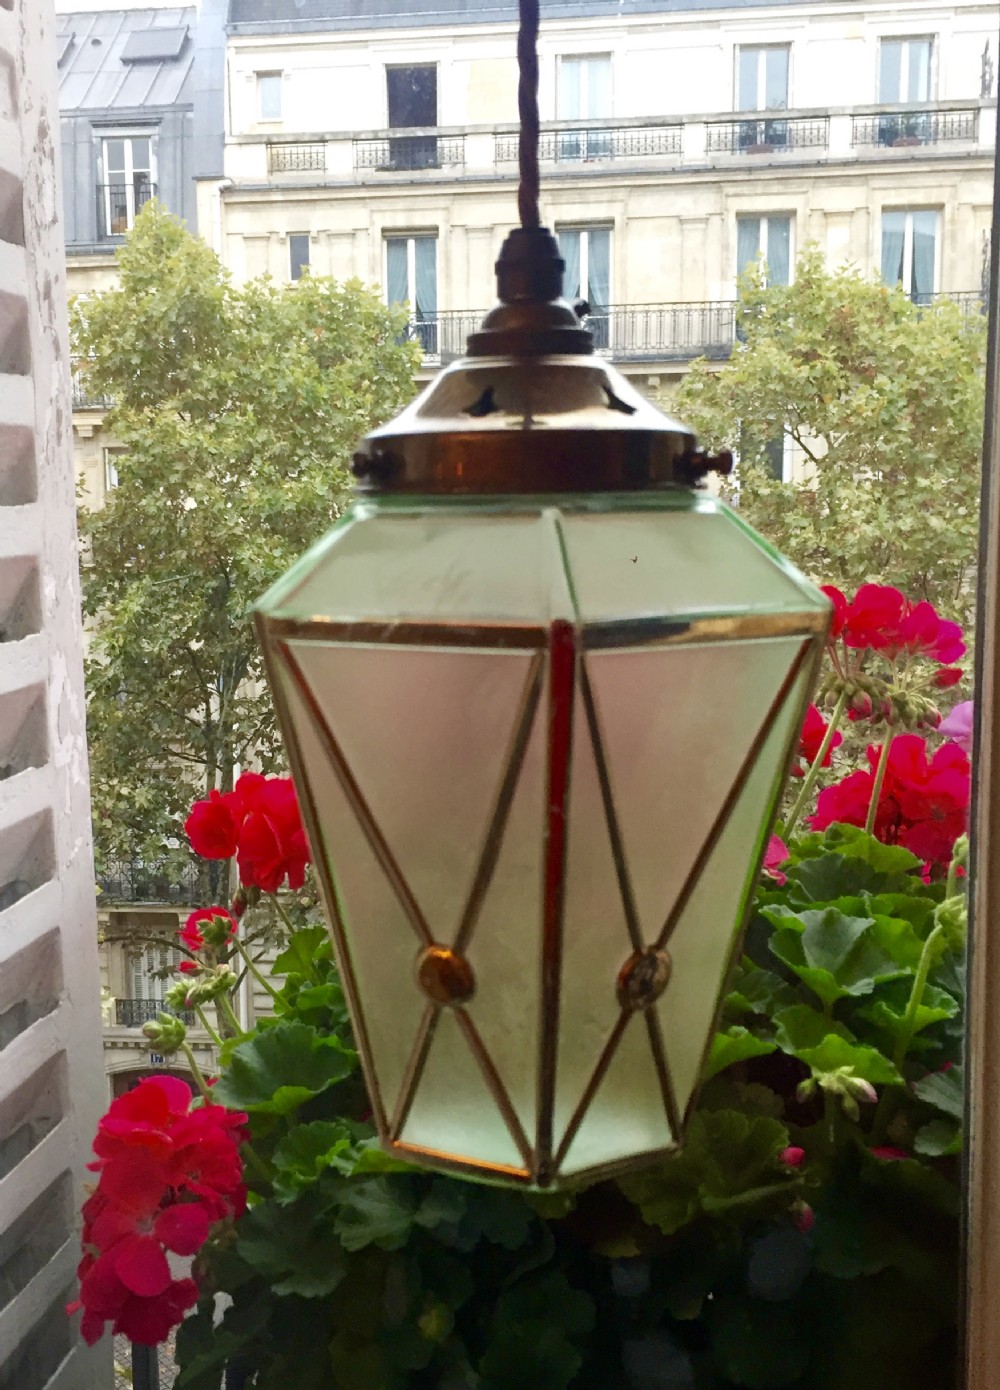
<box><xmin>578</xmin><ymin>656</ymin><xmax>644</xmax><ymax>954</ymax></box>
<box><xmin>281</xmin><ymin>642</ymin><xmax>433</xmax><ymax>947</ymax></box>
<box><xmin>645</xmin><ymin>1008</ymin><xmax>682</xmax><ymax>1138</ymax></box>
<box><xmin>553</xmin><ymin>1011</ymin><xmax>631</xmax><ymax>1169</ymax></box>
<box><xmin>655</xmin><ymin>638</ymin><xmax>811</xmax><ymax>951</ymax></box>
<box><xmin>389</xmin><ymin>1003</ymin><xmax>440</xmax><ymax>1141</ymax></box>
<box><xmin>456</xmin><ymin>1007</ymin><xmax>535</xmax><ymax>1170</ymax></box>
<box><xmin>454</xmin><ymin>652</ymin><xmax>545</xmax><ymax>955</ymax></box>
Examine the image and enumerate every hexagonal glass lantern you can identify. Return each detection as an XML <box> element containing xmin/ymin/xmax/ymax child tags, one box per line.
<box><xmin>256</xmin><ymin>486</ymin><xmax>830</xmax><ymax>1187</ymax></box>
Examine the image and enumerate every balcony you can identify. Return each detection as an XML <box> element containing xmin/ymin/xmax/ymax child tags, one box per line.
<box><xmin>97</xmin><ymin>856</ymin><xmax>205</xmax><ymax>906</ymax></box>
<box><xmin>96</xmin><ymin>180</ymin><xmax>156</xmax><ymax>242</ymax></box>
<box><xmin>114</xmin><ymin>997</ymin><xmax>195</xmax><ymax>1028</ymax></box>
<box><xmin>706</xmin><ymin>115</ymin><xmax>829</xmax><ymax>155</ymax></box>
<box><xmin>494</xmin><ymin>121</ymin><xmax>682</xmax><ymax>164</ymax></box>
<box><xmin>268</xmin><ymin>141</ymin><xmax>326</xmax><ymax>173</ymax></box>
<box><xmin>852</xmin><ymin>106</ymin><xmax>979</xmax><ymax>149</ymax></box>
<box><xmin>354</xmin><ymin>132</ymin><xmax>465</xmax><ymax>172</ymax></box>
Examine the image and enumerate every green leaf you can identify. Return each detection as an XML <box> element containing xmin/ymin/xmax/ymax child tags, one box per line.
<box><xmin>912</xmin><ymin>1064</ymin><xmax>964</xmax><ymax>1119</ymax></box>
<box><xmin>707</xmin><ymin>1293</ymin><xmax>813</xmax><ymax>1389</ymax></box>
<box><xmin>773</xmin><ymin>1003</ymin><xmax>854</xmax><ymax>1053</ymax></box>
<box><xmin>914</xmin><ymin>1117</ymin><xmax>962</xmax><ymax>1156</ymax></box>
<box><xmin>479</xmin><ymin>1271</ymin><xmax>595</xmax><ymax>1390</ymax></box>
<box><xmin>620</xmin><ymin>1110</ymin><xmax>790</xmax><ymax>1236</ymax></box>
<box><xmin>769</xmin><ymin>906</ymin><xmax>909</xmax><ymax>1007</ymax></box>
<box><xmin>212</xmin><ymin>1019</ymin><xmax>357</xmax><ymax>1115</ymax></box>
<box><xmin>236</xmin><ymin>1196</ymin><xmax>349</xmax><ymax>1296</ymax></box>
<box><xmin>272</xmin><ymin>1119</ymin><xmax>356</xmax><ymax>1200</ymax></box>
<box><xmin>333</xmin><ymin>1176</ymin><xmax>417</xmax><ymax>1251</ymax></box>
<box><xmin>703</xmin><ymin>1025</ymin><xmax>777</xmax><ymax>1081</ymax></box>
<box><xmin>725</xmin><ymin>963</ymin><xmax>798</xmax><ymax>1016</ymax></box>
<box><xmin>858</xmin><ymin>983</ymin><xmax>958</xmax><ymax>1043</ymax></box>
<box><xmin>272</xmin><ymin>925</ymin><xmax>331</xmax><ymax>982</ymax></box>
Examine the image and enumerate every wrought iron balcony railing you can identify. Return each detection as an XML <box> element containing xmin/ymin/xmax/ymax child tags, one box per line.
<box><xmin>494</xmin><ymin>122</ymin><xmax>682</xmax><ymax>164</ymax></box>
<box><xmin>71</xmin><ymin>357</ymin><xmax>113</xmax><ymax>410</ymax></box>
<box><xmin>354</xmin><ymin>133</ymin><xmax>465</xmax><ymax>172</ymax></box>
<box><xmin>851</xmin><ymin>107</ymin><xmax>979</xmax><ymax>149</ymax></box>
<box><xmin>705</xmin><ymin>115</ymin><xmax>829</xmax><ymax>155</ymax></box>
<box><xmin>97</xmin><ymin>857</ymin><xmax>205</xmax><ymax>906</ymax></box>
<box><xmin>268</xmin><ymin>142</ymin><xmax>326</xmax><ymax>173</ymax></box>
<box><xmin>96</xmin><ymin>180</ymin><xmax>156</xmax><ymax>241</ymax></box>
<box><xmin>114</xmin><ymin>997</ymin><xmax>195</xmax><ymax>1028</ymax></box>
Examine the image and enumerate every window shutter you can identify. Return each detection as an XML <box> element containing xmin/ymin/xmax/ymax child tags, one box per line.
<box><xmin>0</xmin><ymin>3</ymin><xmax>107</xmax><ymax>1387</ymax></box>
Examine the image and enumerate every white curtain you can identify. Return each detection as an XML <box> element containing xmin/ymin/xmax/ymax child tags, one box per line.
<box><xmin>386</xmin><ymin>238</ymin><xmax>409</xmax><ymax>306</ymax></box>
<box><xmin>587</xmin><ymin>229</ymin><xmax>611</xmax><ymax>307</ymax></box>
<box><xmin>766</xmin><ymin>218</ymin><xmax>791</xmax><ymax>287</ymax></box>
<box><xmin>737</xmin><ymin>217</ymin><xmax>762</xmax><ymax>280</ymax></box>
<box><xmin>879</xmin><ymin>40</ymin><xmax>903</xmax><ymax>101</ymax></box>
<box><xmin>912</xmin><ymin>211</ymin><xmax>936</xmax><ymax>302</ymax></box>
<box><xmin>881</xmin><ymin>212</ymin><xmax>906</xmax><ymax>287</ymax></box>
<box><xmin>560</xmin><ymin>230</ymin><xmax>582</xmax><ymax>301</ymax></box>
<box><xmin>414</xmin><ymin>236</ymin><xmax>437</xmax><ymax>318</ymax></box>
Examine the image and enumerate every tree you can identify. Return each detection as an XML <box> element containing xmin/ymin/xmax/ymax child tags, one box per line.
<box><xmin>74</xmin><ymin>204</ymin><xmax>420</xmax><ymax>872</ymax></box>
<box><xmin>675</xmin><ymin>249</ymin><xmax>985</xmax><ymax>622</ymax></box>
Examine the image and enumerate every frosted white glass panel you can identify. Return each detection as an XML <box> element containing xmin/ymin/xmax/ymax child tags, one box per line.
<box><xmin>401</xmin><ymin>1005</ymin><xmax>526</xmax><ymax>1171</ymax></box>
<box><xmin>658</xmin><ymin>662</ymin><xmax>811</xmax><ymax>1115</ymax></box>
<box><xmin>276</xmin><ymin>509</ymin><xmax>573</xmax><ymax>624</ymax></box>
<box><xmin>560</xmin><ymin>506</ymin><xmax>815</xmax><ymax>621</ymax></box>
<box><xmin>587</xmin><ymin>637</ymin><xmax>806</xmax><ymax>940</ymax></box>
<box><xmin>464</xmin><ymin>709</ymin><xmax>547</xmax><ymax>1139</ymax></box>
<box><xmin>289</xmin><ymin>642</ymin><xmax>536</xmax><ymax>941</ymax></box>
<box><xmin>553</xmin><ymin>686</ymin><xmax>636</xmax><ymax>1152</ymax></box>
<box><xmin>276</xmin><ymin>664</ymin><xmax>426</xmax><ymax>1123</ymax></box>
<box><xmin>560</xmin><ymin>1012</ymin><xmax>672</xmax><ymax>1176</ymax></box>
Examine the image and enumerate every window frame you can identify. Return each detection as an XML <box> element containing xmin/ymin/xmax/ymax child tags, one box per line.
<box><xmin>735</xmin><ymin>43</ymin><xmax>791</xmax><ymax>112</ymax></box>
<box><xmin>99</xmin><ymin>131</ymin><xmax>155</xmax><ymax>237</ymax></box>
<box><xmin>877</xmin><ymin>35</ymin><xmax>934</xmax><ymax>104</ymax></box>
<box><xmin>735</xmin><ymin>212</ymin><xmax>794</xmax><ymax>288</ymax></box>
<box><xmin>289</xmin><ymin>233</ymin><xmax>311</xmax><ymax>282</ymax></box>
<box><xmin>256</xmin><ymin>71</ymin><xmax>283</xmax><ymax>123</ymax></box>
<box><xmin>880</xmin><ymin>207</ymin><xmax>940</xmax><ymax>302</ymax></box>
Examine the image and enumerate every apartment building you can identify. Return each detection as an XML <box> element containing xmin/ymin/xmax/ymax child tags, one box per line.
<box><xmin>221</xmin><ymin>0</ymin><xmax>997</xmax><ymax>380</ymax></box>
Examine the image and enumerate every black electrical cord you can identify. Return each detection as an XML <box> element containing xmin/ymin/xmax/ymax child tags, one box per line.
<box><xmin>517</xmin><ymin>0</ymin><xmax>541</xmax><ymax>229</ymax></box>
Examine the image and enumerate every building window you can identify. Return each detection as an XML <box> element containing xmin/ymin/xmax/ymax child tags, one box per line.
<box><xmin>881</xmin><ymin>209</ymin><xmax>938</xmax><ymax>303</ymax></box>
<box><xmin>736</xmin><ymin>215</ymin><xmax>792</xmax><ymax>287</ymax></box>
<box><xmin>558</xmin><ymin>226</ymin><xmax>611</xmax><ymax>347</ymax></box>
<box><xmin>736</xmin><ymin>45</ymin><xmax>789</xmax><ymax>111</ymax></box>
<box><xmin>257</xmin><ymin>72</ymin><xmax>282</xmax><ymax>122</ymax></box>
<box><xmin>100</xmin><ymin>135</ymin><xmax>153</xmax><ymax>237</ymax></box>
<box><xmin>385</xmin><ymin>234</ymin><xmax>437</xmax><ymax>354</ymax></box>
<box><xmin>557</xmin><ymin>54</ymin><xmax>612</xmax><ymax>159</ymax></box>
<box><xmin>387</xmin><ymin>65</ymin><xmax>438</xmax><ymax>169</ymax></box>
<box><xmin>289</xmin><ymin>234</ymin><xmax>311</xmax><ymax>281</ymax></box>
<box><xmin>879</xmin><ymin>37</ymin><xmax>932</xmax><ymax>103</ymax></box>
<box><xmin>103</xmin><ymin>447</ymin><xmax>123</xmax><ymax>492</ymax></box>
<box><xmin>126</xmin><ymin>942</ymin><xmax>181</xmax><ymax>1005</ymax></box>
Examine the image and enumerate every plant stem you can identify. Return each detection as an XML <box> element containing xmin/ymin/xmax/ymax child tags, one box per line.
<box><xmin>194</xmin><ymin>1004</ymin><xmax>223</xmax><ymax>1047</ymax></box>
<box><xmin>217</xmin><ymin>991</ymin><xmax>246</xmax><ymax>1039</ymax></box>
<box><xmin>700</xmin><ymin>1180</ymin><xmax>800</xmax><ymax>1215</ymax></box>
<box><xmin>892</xmin><ymin>922</ymin><xmax>946</xmax><ymax>1072</ymax></box>
<box><xmin>233</xmin><ymin>933</ymin><xmax>281</xmax><ymax>1003</ymax></box>
<box><xmin>865</xmin><ymin>729</ymin><xmax>895</xmax><ymax>836</ymax></box>
<box><xmin>240</xmin><ymin>1140</ymin><xmax>274</xmax><ymax>1191</ymax></box>
<box><xmin>181</xmin><ymin>1042</ymin><xmax>214</xmax><ymax>1102</ymax></box>
<box><xmin>784</xmin><ymin>687</ymin><xmax>849</xmax><ymax>840</ymax></box>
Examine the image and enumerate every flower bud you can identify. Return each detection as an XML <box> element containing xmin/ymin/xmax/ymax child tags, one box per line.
<box><xmin>164</xmin><ymin>980</ymin><xmax>193</xmax><ymax>1011</ymax></box>
<box><xmin>186</xmin><ymin>965</ymin><xmax>238</xmax><ymax>1005</ymax></box>
<box><xmin>780</xmin><ymin>1146</ymin><xmax>805</xmax><ymax>1168</ymax></box>
<box><xmin>791</xmin><ymin>1201</ymin><xmax>814</xmax><ymax>1235</ymax></box>
<box><xmin>201</xmin><ymin>908</ymin><xmax>237</xmax><ymax>949</ymax></box>
<box><xmin>850</xmin><ymin>691</ymin><xmax>873</xmax><ymax>719</ymax></box>
<box><xmin>142</xmin><ymin>1011</ymin><xmax>187</xmax><ymax>1054</ymax></box>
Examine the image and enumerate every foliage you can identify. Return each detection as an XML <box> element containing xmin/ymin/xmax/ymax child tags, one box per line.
<box><xmin>150</xmin><ymin>817</ymin><xmax>963</xmax><ymax>1390</ymax></box>
<box><xmin>73</xmin><ymin>203</ymin><xmax>419</xmax><ymax>870</ymax></box>
<box><xmin>675</xmin><ymin>249</ymin><xmax>985</xmax><ymax>624</ymax></box>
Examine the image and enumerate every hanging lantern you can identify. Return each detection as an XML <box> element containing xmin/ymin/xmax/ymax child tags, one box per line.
<box><xmin>255</xmin><ymin>6</ymin><xmax>830</xmax><ymax>1189</ymax></box>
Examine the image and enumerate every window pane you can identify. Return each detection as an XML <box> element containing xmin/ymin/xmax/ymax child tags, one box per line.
<box><xmin>736</xmin><ymin>217</ymin><xmax>762</xmax><ymax>278</ymax></box>
<box><xmin>586</xmin><ymin>228</ymin><xmax>611</xmax><ymax>307</ymax></box>
<box><xmin>557</xmin><ymin>57</ymin><xmax>583</xmax><ymax>119</ymax></box>
<box><xmin>104</xmin><ymin>139</ymin><xmax>126</xmax><ymax>176</ymax></box>
<box><xmin>559</xmin><ymin>229</ymin><xmax>582</xmax><ymax>301</ymax></box>
<box><xmin>585</xmin><ymin>56</ymin><xmax>612</xmax><ymax>117</ymax></box>
<box><xmin>385</xmin><ymin>238</ymin><xmax>409</xmax><ymax>305</ymax></box>
<box><xmin>737</xmin><ymin>46</ymin><xmax>759</xmax><ymax>110</ymax></box>
<box><xmin>879</xmin><ymin>40</ymin><xmax>903</xmax><ymax>102</ymax></box>
<box><xmin>909</xmin><ymin>39</ymin><xmax>931</xmax><ymax>102</ymax></box>
<box><xmin>764</xmin><ymin>47</ymin><xmax>789</xmax><ymax>109</ymax></box>
<box><xmin>387</xmin><ymin>66</ymin><xmax>437</xmax><ymax>128</ymax></box>
<box><xmin>880</xmin><ymin>210</ymin><xmax>906</xmax><ymax>286</ymax></box>
<box><xmin>413</xmin><ymin>237</ymin><xmax>437</xmax><ymax>317</ymax></box>
<box><xmin>765</xmin><ymin>217</ymin><xmax>791</xmax><ymax>286</ymax></box>
<box><xmin>131</xmin><ymin>138</ymin><xmax>151</xmax><ymax>172</ymax></box>
<box><xmin>912</xmin><ymin>210</ymin><xmax>937</xmax><ymax>300</ymax></box>
<box><xmin>258</xmin><ymin>73</ymin><xmax>281</xmax><ymax>120</ymax></box>
<box><xmin>289</xmin><ymin>234</ymin><xmax>310</xmax><ymax>282</ymax></box>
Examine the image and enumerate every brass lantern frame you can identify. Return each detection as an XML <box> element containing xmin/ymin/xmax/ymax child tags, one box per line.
<box><xmin>258</xmin><ymin>591</ymin><xmax>828</xmax><ymax>1187</ymax></box>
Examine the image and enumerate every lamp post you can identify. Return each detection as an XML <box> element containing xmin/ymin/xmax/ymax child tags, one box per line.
<box><xmin>255</xmin><ymin>0</ymin><xmax>830</xmax><ymax>1188</ymax></box>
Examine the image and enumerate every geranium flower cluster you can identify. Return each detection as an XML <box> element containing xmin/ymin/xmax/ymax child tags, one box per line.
<box><xmin>811</xmin><ymin>733</ymin><xmax>971</xmax><ymax>870</ymax></box>
<box><xmin>184</xmin><ymin>771</ymin><xmax>309</xmax><ymax>893</ymax></box>
<box><xmin>68</xmin><ymin>1076</ymin><xmax>247</xmax><ymax>1346</ymax></box>
<box><xmin>819</xmin><ymin>583</ymin><xmax>965</xmax><ymax>729</ymax></box>
<box><xmin>178</xmin><ymin>904</ymin><xmax>237</xmax><ymax>975</ymax></box>
<box><xmin>791</xmin><ymin>703</ymin><xmax>842</xmax><ymax>777</ymax></box>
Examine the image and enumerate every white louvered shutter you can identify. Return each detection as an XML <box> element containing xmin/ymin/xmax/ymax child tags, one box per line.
<box><xmin>0</xmin><ymin>2</ymin><xmax>108</xmax><ymax>1386</ymax></box>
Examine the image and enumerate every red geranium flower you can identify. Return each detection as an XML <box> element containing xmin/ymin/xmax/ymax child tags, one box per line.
<box><xmin>180</xmin><ymin>906</ymin><xmax>237</xmax><ymax>952</ymax></box>
<box><xmin>843</xmin><ymin>584</ymin><xmax>907</xmax><ymax>651</ymax></box>
<box><xmin>183</xmin><ymin>789</ymin><xmax>238</xmax><ymax>860</ymax></box>
<box><xmin>184</xmin><ymin>773</ymin><xmax>310</xmax><ymax>894</ymax></box>
<box><xmin>70</xmin><ymin>1076</ymin><xmax>248</xmax><ymax>1347</ymax></box>
<box><xmin>821</xmin><ymin>585</ymin><xmax>848</xmax><ymax>637</ymax></box>
<box><xmin>792</xmin><ymin>703</ymin><xmax>843</xmax><ymax>776</ymax></box>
